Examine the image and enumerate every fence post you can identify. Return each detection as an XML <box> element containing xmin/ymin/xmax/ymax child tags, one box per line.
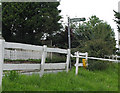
<box><xmin>75</xmin><ymin>51</ymin><xmax>79</xmax><ymax>75</ymax></box>
<box><xmin>86</xmin><ymin>52</ymin><xmax>88</xmax><ymax>66</ymax></box>
<box><xmin>0</xmin><ymin>39</ymin><xmax>4</xmax><ymax>92</ymax></box>
<box><xmin>66</xmin><ymin>49</ymin><xmax>70</xmax><ymax>72</ymax></box>
<box><xmin>40</xmin><ymin>45</ymin><xmax>47</xmax><ymax>77</ymax></box>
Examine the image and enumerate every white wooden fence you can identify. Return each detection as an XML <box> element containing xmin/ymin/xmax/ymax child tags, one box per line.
<box><xmin>72</xmin><ymin>51</ymin><xmax>119</xmax><ymax>75</ymax></box>
<box><xmin>74</xmin><ymin>52</ymin><xmax>88</xmax><ymax>75</ymax></box>
<box><xmin>4</xmin><ymin>42</ymin><xmax>53</xmax><ymax>60</ymax></box>
<box><xmin>0</xmin><ymin>39</ymin><xmax>71</xmax><ymax>91</ymax></box>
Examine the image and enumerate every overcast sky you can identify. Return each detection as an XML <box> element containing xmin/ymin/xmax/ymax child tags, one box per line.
<box><xmin>58</xmin><ymin>0</ymin><xmax>120</xmax><ymax>41</ymax></box>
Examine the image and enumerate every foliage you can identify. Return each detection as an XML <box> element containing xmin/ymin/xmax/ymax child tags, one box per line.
<box><xmin>88</xmin><ymin>60</ymin><xmax>109</xmax><ymax>71</ymax></box>
<box><xmin>51</xmin><ymin>26</ymin><xmax>75</xmax><ymax>49</ymax></box>
<box><xmin>114</xmin><ymin>10</ymin><xmax>120</xmax><ymax>33</ymax></box>
<box><xmin>4</xmin><ymin>71</ymin><xmax>19</xmax><ymax>81</ymax></box>
<box><xmin>2</xmin><ymin>2</ymin><xmax>62</xmax><ymax>45</ymax></box>
<box><xmin>2</xmin><ymin>63</ymin><xmax>118</xmax><ymax>91</ymax></box>
<box><xmin>72</xmin><ymin>15</ymin><xmax>116</xmax><ymax>57</ymax></box>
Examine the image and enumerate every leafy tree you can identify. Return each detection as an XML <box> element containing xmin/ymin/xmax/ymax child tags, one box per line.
<box><xmin>72</xmin><ymin>16</ymin><xmax>116</xmax><ymax>57</ymax></box>
<box><xmin>114</xmin><ymin>10</ymin><xmax>120</xmax><ymax>33</ymax></box>
<box><xmin>51</xmin><ymin>26</ymin><xmax>74</xmax><ymax>49</ymax></box>
<box><xmin>2</xmin><ymin>2</ymin><xmax>62</xmax><ymax>45</ymax></box>
<box><xmin>114</xmin><ymin>10</ymin><xmax>120</xmax><ymax>55</ymax></box>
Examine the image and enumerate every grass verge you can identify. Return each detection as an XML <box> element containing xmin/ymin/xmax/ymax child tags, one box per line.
<box><xmin>2</xmin><ymin>63</ymin><xmax>118</xmax><ymax>91</ymax></box>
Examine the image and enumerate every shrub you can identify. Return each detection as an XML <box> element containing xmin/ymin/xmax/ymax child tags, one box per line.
<box><xmin>88</xmin><ymin>60</ymin><xmax>109</xmax><ymax>71</ymax></box>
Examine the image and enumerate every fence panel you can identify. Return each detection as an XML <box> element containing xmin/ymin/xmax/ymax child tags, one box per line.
<box><xmin>47</xmin><ymin>47</ymin><xmax>68</xmax><ymax>54</ymax></box>
<box><xmin>0</xmin><ymin>39</ymin><xmax>5</xmax><ymax>92</ymax></box>
<box><xmin>3</xmin><ymin>64</ymin><xmax>40</xmax><ymax>71</ymax></box>
<box><xmin>44</xmin><ymin>63</ymin><xmax>66</xmax><ymax>70</ymax></box>
<box><xmin>4</xmin><ymin>42</ymin><xmax>43</xmax><ymax>51</ymax></box>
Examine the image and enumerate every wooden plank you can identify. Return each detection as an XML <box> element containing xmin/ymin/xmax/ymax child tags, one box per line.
<box><xmin>79</xmin><ymin>53</ymin><xmax>87</xmax><ymax>56</ymax></box>
<box><xmin>18</xmin><ymin>70</ymin><xmax>66</xmax><ymax>75</ymax></box>
<box><xmin>4</xmin><ymin>49</ymin><xmax>42</xmax><ymax>60</ymax></box>
<box><xmin>3</xmin><ymin>64</ymin><xmax>40</xmax><ymax>71</ymax></box>
<box><xmin>74</xmin><ymin>52</ymin><xmax>86</xmax><ymax>56</ymax></box>
<box><xmin>47</xmin><ymin>47</ymin><xmax>67</xmax><ymax>54</ymax></box>
<box><xmin>44</xmin><ymin>63</ymin><xmax>66</xmax><ymax>70</ymax></box>
<box><xmin>40</xmin><ymin>45</ymin><xmax>47</xmax><ymax>77</ymax></box>
<box><xmin>72</xmin><ymin>56</ymin><xmax>119</xmax><ymax>62</ymax></box>
<box><xmin>75</xmin><ymin>52</ymin><xmax>79</xmax><ymax>75</ymax></box>
<box><xmin>66</xmin><ymin>49</ymin><xmax>70</xmax><ymax>72</ymax></box>
<box><xmin>75</xmin><ymin>63</ymin><xmax>88</xmax><ymax>67</ymax></box>
<box><xmin>44</xmin><ymin>70</ymin><xmax>66</xmax><ymax>73</ymax></box>
<box><xmin>4</xmin><ymin>42</ymin><xmax>43</xmax><ymax>51</ymax></box>
<box><xmin>0</xmin><ymin>39</ymin><xmax>5</xmax><ymax>92</ymax></box>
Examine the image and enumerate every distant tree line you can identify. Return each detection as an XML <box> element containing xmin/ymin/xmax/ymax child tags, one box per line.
<box><xmin>2</xmin><ymin>2</ymin><xmax>117</xmax><ymax>58</ymax></box>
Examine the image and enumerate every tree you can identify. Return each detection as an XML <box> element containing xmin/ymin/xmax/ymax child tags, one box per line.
<box><xmin>2</xmin><ymin>2</ymin><xmax>62</xmax><ymax>45</ymax></box>
<box><xmin>114</xmin><ymin>10</ymin><xmax>120</xmax><ymax>33</ymax></box>
<box><xmin>114</xmin><ymin>10</ymin><xmax>120</xmax><ymax>55</ymax></box>
<box><xmin>51</xmin><ymin>26</ymin><xmax>74</xmax><ymax>49</ymax></box>
<box><xmin>73</xmin><ymin>16</ymin><xmax>116</xmax><ymax>57</ymax></box>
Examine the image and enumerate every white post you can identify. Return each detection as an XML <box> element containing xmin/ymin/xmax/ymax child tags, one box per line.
<box><xmin>75</xmin><ymin>51</ymin><xmax>79</xmax><ymax>75</ymax></box>
<box><xmin>86</xmin><ymin>52</ymin><xmax>88</xmax><ymax>66</ymax></box>
<box><xmin>40</xmin><ymin>45</ymin><xmax>47</xmax><ymax>77</ymax></box>
<box><xmin>0</xmin><ymin>39</ymin><xmax>4</xmax><ymax>92</ymax></box>
<box><xmin>116</xmin><ymin>55</ymin><xmax>117</xmax><ymax>60</ymax></box>
<box><xmin>66</xmin><ymin>49</ymin><xmax>70</xmax><ymax>72</ymax></box>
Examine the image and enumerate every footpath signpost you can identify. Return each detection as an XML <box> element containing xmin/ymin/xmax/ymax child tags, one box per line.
<box><xmin>67</xmin><ymin>17</ymin><xmax>86</xmax><ymax>69</ymax></box>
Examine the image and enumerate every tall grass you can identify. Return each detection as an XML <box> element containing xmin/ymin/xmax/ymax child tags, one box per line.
<box><xmin>2</xmin><ymin>63</ymin><xmax>118</xmax><ymax>91</ymax></box>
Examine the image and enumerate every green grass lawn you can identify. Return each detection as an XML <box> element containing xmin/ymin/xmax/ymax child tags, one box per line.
<box><xmin>2</xmin><ymin>63</ymin><xmax>118</xmax><ymax>91</ymax></box>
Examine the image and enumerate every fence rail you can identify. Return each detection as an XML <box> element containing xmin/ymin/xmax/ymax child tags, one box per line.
<box><xmin>4</xmin><ymin>42</ymin><xmax>68</xmax><ymax>60</ymax></box>
<box><xmin>4</xmin><ymin>42</ymin><xmax>43</xmax><ymax>51</ymax></box>
<box><xmin>72</xmin><ymin>55</ymin><xmax>119</xmax><ymax>62</ymax></box>
<box><xmin>0</xmin><ymin>40</ymin><xmax>71</xmax><ymax>92</ymax></box>
<box><xmin>3</xmin><ymin>63</ymin><xmax>66</xmax><ymax>71</ymax></box>
<box><xmin>72</xmin><ymin>51</ymin><xmax>119</xmax><ymax>75</ymax></box>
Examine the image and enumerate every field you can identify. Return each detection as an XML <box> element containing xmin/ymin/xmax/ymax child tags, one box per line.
<box><xmin>2</xmin><ymin>63</ymin><xmax>118</xmax><ymax>91</ymax></box>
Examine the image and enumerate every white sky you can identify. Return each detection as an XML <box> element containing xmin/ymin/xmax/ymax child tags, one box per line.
<box><xmin>58</xmin><ymin>0</ymin><xmax>120</xmax><ymax>41</ymax></box>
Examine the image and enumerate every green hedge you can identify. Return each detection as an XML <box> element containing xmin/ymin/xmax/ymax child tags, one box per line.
<box><xmin>88</xmin><ymin>60</ymin><xmax>110</xmax><ymax>71</ymax></box>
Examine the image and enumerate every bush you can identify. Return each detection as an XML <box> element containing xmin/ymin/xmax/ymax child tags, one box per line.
<box><xmin>88</xmin><ymin>60</ymin><xmax>109</xmax><ymax>71</ymax></box>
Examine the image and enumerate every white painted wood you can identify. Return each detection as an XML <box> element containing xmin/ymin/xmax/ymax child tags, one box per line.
<box><xmin>3</xmin><ymin>64</ymin><xmax>40</xmax><ymax>71</ymax></box>
<box><xmin>44</xmin><ymin>63</ymin><xmax>66</xmax><ymax>70</ymax></box>
<box><xmin>4</xmin><ymin>49</ymin><xmax>42</xmax><ymax>60</ymax></box>
<box><xmin>44</xmin><ymin>70</ymin><xmax>66</xmax><ymax>73</ymax></box>
<box><xmin>79</xmin><ymin>52</ymin><xmax>87</xmax><ymax>56</ymax></box>
<box><xmin>75</xmin><ymin>51</ymin><xmax>79</xmax><ymax>75</ymax></box>
<box><xmin>85</xmin><ymin>52</ymin><xmax>88</xmax><ymax>67</ymax></box>
<box><xmin>75</xmin><ymin>63</ymin><xmax>88</xmax><ymax>67</ymax></box>
<box><xmin>66</xmin><ymin>49</ymin><xmax>70</xmax><ymax>72</ymax></box>
<box><xmin>47</xmin><ymin>47</ymin><xmax>67</xmax><ymax>54</ymax></box>
<box><xmin>5</xmin><ymin>42</ymin><xmax>43</xmax><ymax>51</ymax></box>
<box><xmin>72</xmin><ymin>56</ymin><xmax>119</xmax><ymax>62</ymax></box>
<box><xmin>19</xmin><ymin>70</ymin><xmax>66</xmax><ymax>75</ymax></box>
<box><xmin>40</xmin><ymin>45</ymin><xmax>47</xmax><ymax>77</ymax></box>
<box><xmin>0</xmin><ymin>39</ymin><xmax>5</xmax><ymax>92</ymax></box>
<box><xmin>3</xmin><ymin>63</ymin><xmax>66</xmax><ymax>71</ymax></box>
<box><xmin>74</xmin><ymin>52</ymin><xmax>86</xmax><ymax>56</ymax></box>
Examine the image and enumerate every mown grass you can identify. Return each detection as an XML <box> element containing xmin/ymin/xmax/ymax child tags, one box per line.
<box><xmin>2</xmin><ymin>63</ymin><xmax>118</xmax><ymax>91</ymax></box>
